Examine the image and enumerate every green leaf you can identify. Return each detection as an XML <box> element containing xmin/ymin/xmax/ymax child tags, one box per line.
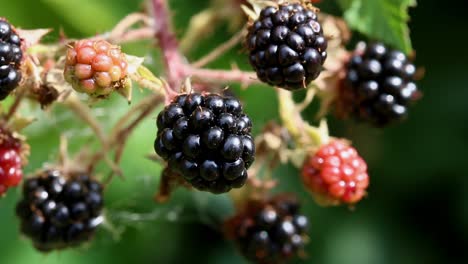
<box><xmin>337</xmin><ymin>0</ymin><xmax>417</xmax><ymax>54</ymax></box>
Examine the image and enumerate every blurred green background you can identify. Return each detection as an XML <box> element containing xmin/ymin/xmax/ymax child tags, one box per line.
<box><xmin>0</xmin><ymin>0</ymin><xmax>467</xmax><ymax>263</ymax></box>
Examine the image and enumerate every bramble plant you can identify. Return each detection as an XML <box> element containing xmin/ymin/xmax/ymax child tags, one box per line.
<box><xmin>0</xmin><ymin>0</ymin><xmax>420</xmax><ymax>262</ymax></box>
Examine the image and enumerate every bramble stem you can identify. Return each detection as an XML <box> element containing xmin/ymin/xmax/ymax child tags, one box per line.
<box><xmin>179</xmin><ymin>9</ymin><xmax>217</xmax><ymax>53</ymax></box>
<box><xmin>151</xmin><ymin>0</ymin><xmax>259</xmax><ymax>92</ymax></box>
<box><xmin>186</xmin><ymin>67</ymin><xmax>259</xmax><ymax>87</ymax></box>
<box><xmin>111</xmin><ymin>93</ymin><xmax>163</xmax><ymax>140</ymax></box>
<box><xmin>151</xmin><ymin>0</ymin><xmax>186</xmax><ymax>90</ymax></box>
<box><xmin>63</xmin><ymin>96</ymin><xmax>108</xmax><ymax>150</ymax></box>
<box><xmin>117</xmin><ymin>27</ymin><xmax>154</xmax><ymax>44</ymax></box>
<box><xmin>109</xmin><ymin>13</ymin><xmax>152</xmax><ymax>41</ymax></box>
<box><xmin>5</xmin><ymin>86</ymin><xmax>26</xmax><ymax>122</ymax></box>
<box><xmin>192</xmin><ymin>28</ymin><xmax>247</xmax><ymax>68</ymax></box>
<box><xmin>113</xmin><ymin>97</ymin><xmax>161</xmax><ymax>164</ymax></box>
<box><xmin>102</xmin><ymin>93</ymin><xmax>164</xmax><ymax>183</ymax></box>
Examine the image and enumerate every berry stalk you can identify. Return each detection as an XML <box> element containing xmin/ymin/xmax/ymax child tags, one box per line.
<box><xmin>108</xmin><ymin>13</ymin><xmax>153</xmax><ymax>42</ymax></box>
<box><xmin>192</xmin><ymin>28</ymin><xmax>247</xmax><ymax>68</ymax></box>
<box><xmin>277</xmin><ymin>88</ymin><xmax>328</xmax><ymax>151</ymax></box>
<box><xmin>4</xmin><ymin>85</ymin><xmax>26</xmax><ymax>122</ymax></box>
<box><xmin>62</xmin><ymin>96</ymin><xmax>107</xmax><ymax>150</ymax></box>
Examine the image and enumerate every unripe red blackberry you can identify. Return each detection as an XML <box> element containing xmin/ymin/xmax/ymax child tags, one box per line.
<box><xmin>64</xmin><ymin>39</ymin><xmax>128</xmax><ymax>97</ymax></box>
<box><xmin>16</xmin><ymin>170</ymin><xmax>104</xmax><ymax>252</ymax></box>
<box><xmin>0</xmin><ymin>19</ymin><xmax>23</xmax><ymax>100</ymax></box>
<box><xmin>228</xmin><ymin>195</ymin><xmax>308</xmax><ymax>264</ymax></box>
<box><xmin>154</xmin><ymin>93</ymin><xmax>255</xmax><ymax>194</ymax></box>
<box><xmin>301</xmin><ymin>140</ymin><xmax>369</xmax><ymax>205</ymax></box>
<box><xmin>0</xmin><ymin>127</ymin><xmax>24</xmax><ymax>196</ymax></box>
<box><xmin>246</xmin><ymin>3</ymin><xmax>327</xmax><ymax>90</ymax></box>
<box><xmin>338</xmin><ymin>42</ymin><xmax>419</xmax><ymax>126</ymax></box>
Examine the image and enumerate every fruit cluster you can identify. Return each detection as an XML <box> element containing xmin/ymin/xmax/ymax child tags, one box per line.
<box><xmin>64</xmin><ymin>39</ymin><xmax>128</xmax><ymax>97</ymax></box>
<box><xmin>246</xmin><ymin>3</ymin><xmax>327</xmax><ymax>90</ymax></box>
<box><xmin>302</xmin><ymin>140</ymin><xmax>369</xmax><ymax>205</ymax></box>
<box><xmin>338</xmin><ymin>42</ymin><xmax>419</xmax><ymax>126</ymax></box>
<box><xmin>0</xmin><ymin>0</ymin><xmax>422</xmax><ymax>261</ymax></box>
<box><xmin>0</xmin><ymin>127</ymin><xmax>23</xmax><ymax>196</ymax></box>
<box><xmin>229</xmin><ymin>195</ymin><xmax>309</xmax><ymax>264</ymax></box>
<box><xmin>16</xmin><ymin>170</ymin><xmax>104</xmax><ymax>252</ymax></box>
<box><xmin>0</xmin><ymin>19</ymin><xmax>22</xmax><ymax>100</ymax></box>
<box><xmin>155</xmin><ymin>93</ymin><xmax>255</xmax><ymax>194</ymax></box>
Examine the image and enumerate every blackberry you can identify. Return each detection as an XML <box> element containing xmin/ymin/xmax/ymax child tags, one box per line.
<box><xmin>0</xmin><ymin>19</ymin><xmax>23</xmax><ymax>100</ymax></box>
<box><xmin>230</xmin><ymin>195</ymin><xmax>308</xmax><ymax>263</ymax></box>
<box><xmin>246</xmin><ymin>3</ymin><xmax>327</xmax><ymax>90</ymax></box>
<box><xmin>339</xmin><ymin>42</ymin><xmax>419</xmax><ymax>126</ymax></box>
<box><xmin>302</xmin><ymin>140</ymin><xmax>369</xmax><ymax>205</ymax></box>
<box><xmin>16</xmin><ymin>170</ymin><xmax>104</xmax><ymax>252</ymax></box>
<box><xmin>0</xmin><ymin>126</ymin><xmax>24</xmax><ymax>196</ymax></box>
<box><xmin>154</xmin><ymin>93</ymin><xmax>255</xmax><ymax>194</ymax></box>
<box><xmin>64</xmin><ymin>39</ymin><xmax>128</xmax><ymax>97</ymax></box>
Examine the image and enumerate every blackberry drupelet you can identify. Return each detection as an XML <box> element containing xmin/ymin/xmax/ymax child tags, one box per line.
<box><xmin>154</xmin><ymin>93</ymin><xmax>255</xmax><ymax>194</ymax></box>
<box><xmin>246</xmin><ymin>3</ymin><xmax>327</xmax><ymax>90</ymax></box>
<box><xmin>16</xmin><ymin>170</ymin><xmax>104</xmax><ymax>252</ymax></box>
<box><xmin>0</xmin><ymin>19</ymin><xmax>23</xmax><ymax>100</ymax></box>
<box><xmin>232</xmin><ymin>195</ymin><xmax>308</xmax><ymax>264</ymax></box>
<box><xmin>340</xmin><ymin>42</ymin><xmax>419</xmax><ymax>126</ymax></box>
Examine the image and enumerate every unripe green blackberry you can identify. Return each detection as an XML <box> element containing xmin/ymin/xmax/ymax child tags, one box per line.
<box><xmin>246</xmin><ymin>3</ymin><xmax>327</xmax><ymax>90</ymax></box>
<box><xmin>16</xmin><ymin>170</ymin><xmax>104</xmax><ymax>252</ymax></box>
<box><xmin>154</xmin><ymin>93</ymin><xmax>255</xmax><ymax>194</ymax></box>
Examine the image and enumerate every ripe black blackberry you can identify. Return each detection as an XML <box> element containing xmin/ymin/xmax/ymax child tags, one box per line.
<box><xmin>229</xmin><ymin>195</ymin><xmax>309</xmax><ymax>264</ymax></box>
<box><xmin>246</xmin><ymin>3</ymin><xmax>327</xmax><ymax>90</ymax></box>
<box><xmin>16</xmin><ymin>170</ymin><xmax>104</xmax><ymax>252</ymax></box>
<box><xmin>154</xmin><ymin>93</ymin><xmax>255</xmax><ymax>194</ymax></box>
<box><xmin>0</xmin><ymin>19</ymin><xmax>23</xmax><ymax>100</ymax></box>
<box><xmin>340</xmin><ymin>42</ymin><xmax>419</xmax><ymax>126</ymax></box>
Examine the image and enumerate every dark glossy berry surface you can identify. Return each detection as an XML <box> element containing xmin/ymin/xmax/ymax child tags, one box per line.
<box><xmin>231</xmin><ymin>195</ymin><xmax>308</xmax><ymax>264</ymax></box>
<box><xmin>246</xmin><ymin>3</ymin><xmax>327</xmax><ymax>90</ymax></box>
<box><xmin>0</xmin><ymin>19</ymin><xmax>22</xmax><ymax>100</ymax></box>
<box><xmin>155</xmin><ymin>93</ymin><xmax>255</xmax><ymax>194</ymax></box>
<box><xmin>16</xmin><ymin>170</ymin><xmax>104</xmax><ymax>252</ymax></box>
<box><xmin>341</xmin><ymin>42</ymin><xmax>419</xmax><ymax>126</ymax></box>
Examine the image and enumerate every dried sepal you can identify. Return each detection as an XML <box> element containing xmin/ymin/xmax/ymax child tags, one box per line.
<box><xmin>313</xmin><ymin>15</ymin><xmax>352</xmax><ymax>117</ymax></box>
<box><xmin>242</xmin><ymin>0</ymin><xmax>278</xmax><ymax>21</ymax></box>
<box><xmin>16</xmin><ymin>28</ymin><xmax>52</xmax><ymax>50</ymax></box>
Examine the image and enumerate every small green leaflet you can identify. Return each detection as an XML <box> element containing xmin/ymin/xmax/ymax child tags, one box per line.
<box><xmin>337</xmin><ymin>0</ymin><xmax>417</xmax><ymax>54</ymax></box>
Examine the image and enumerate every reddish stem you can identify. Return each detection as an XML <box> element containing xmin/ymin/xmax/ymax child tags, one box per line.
<box><xmin>152</xmin><ymin>0</ymin><xmax>186</xmax><ymax>89</ymax></box>
<box><xmin>151</xmin><ymin>0</ymin><xmax>260</xmax><ymax>93</ymax></box>
<box><xmin>185</xmin><ymin>66</ymin><xmax>259</xmax><ymax>87</ymax></box>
